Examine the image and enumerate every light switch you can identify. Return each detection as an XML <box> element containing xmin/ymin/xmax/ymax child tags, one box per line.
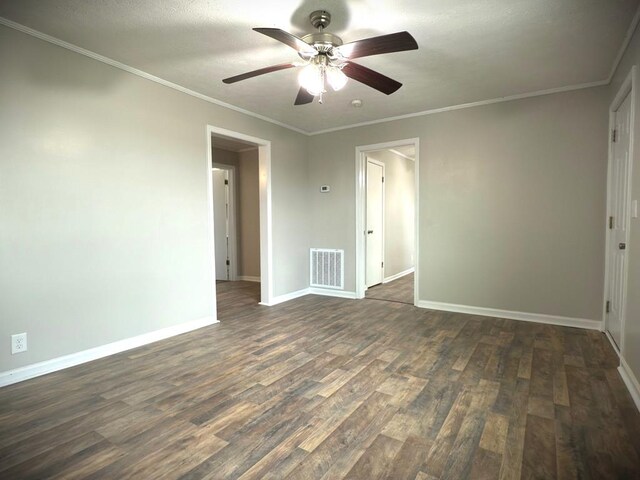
<box><xmin>320</xmin><ymin>185</ymin><xmax>330</xmax><ymax>193</ymax></box>
<box><xmin>633</xmin><ymin>200</ymin><xmax>639</xmax><ymax>219</ymax></box>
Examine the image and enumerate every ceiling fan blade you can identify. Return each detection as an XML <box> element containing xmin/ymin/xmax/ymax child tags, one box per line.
<box><xmin>336</xmin><ymin>31</ymin><xmax>418</xmax><ymax>59</ymax></box>
<box><xmin>253</xmin><ymin>28</ymin><xmax>317</xmax><ymax>55</ymax></box>
<box><xmin>294</xmin><ymin>87</ymin><xmax>315</xmax><ymax>105</ymax></box>
<box><xmin>222</xmin><ymin>62</ymin><xmax>296</xmax><ymax>84</ymax></box>
<box><xmin>342</xmin><ymin>62</ymin><xmax>402</xmax><ymax>95</ymax></box>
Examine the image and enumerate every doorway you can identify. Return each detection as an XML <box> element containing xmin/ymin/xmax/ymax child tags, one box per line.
<box><xmin>356</xmin><ymin>139</ymin><xmax>419</xmax><ymax>305</ymax></box>
<box><xmin>605</xmin><ymin>66</ymin><xmax>636</xmax><ymax>354</ymax></box>
<box><xmin>207</xmin><ymin>126</ymin><xmax>273</xmax><ymax>319</ymax></box>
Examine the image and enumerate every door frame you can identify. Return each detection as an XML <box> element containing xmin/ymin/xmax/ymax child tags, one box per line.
<box><xmin>603</xmin><ymin>65</ymin><xmax>636</xmax><ymax>356</ymax></box>
<box><xmin>355</xmin><ymin>138</ymin><xmax>420</xmax><ymax>302</ymax></box>
<box><xmin>212</xmin><ymin>163</ymin><xmax>237</xmax><ymax>281</ymax></box>
<box><xmin>206</xmin><ymin>125</ymin><xmax>273</xmax><ymax>311</ymax></box>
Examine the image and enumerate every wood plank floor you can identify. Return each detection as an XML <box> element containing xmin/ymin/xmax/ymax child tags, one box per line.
<box><xmin>366</xmin><ymin>273</ymin><xmax>415</xmax><ymax>305</ymax></box>
<box><xmin>1</xmin><ymin>285</ymin><xmax>640</xmax><ymax>479</ymax></box>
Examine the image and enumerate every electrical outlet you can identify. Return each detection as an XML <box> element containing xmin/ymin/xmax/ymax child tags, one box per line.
<box><xmin>11</xmin><ymin>333</ymin><xmax>27</xmax><ymax>354</ymax></box>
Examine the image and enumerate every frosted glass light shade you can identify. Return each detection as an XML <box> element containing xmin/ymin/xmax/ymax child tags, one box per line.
<box><xmin>299</xmin><ymin>64</ymin><xmax>324</xmax><ymax>96</ymax></box>
<box><xmin>327</xmin><ymin>66</ymin><xmax>348</xmax><ymax>91</ymax></box>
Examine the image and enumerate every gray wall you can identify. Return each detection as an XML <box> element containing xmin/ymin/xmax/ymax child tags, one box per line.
<box><xmin>609</xmin><ymin>22</ymin><xmax>640</xmax><ymax>387</ymax></box>
<box><xmin>308</xmin><ymin>87</ymin><xmax>609</xmax><ymax>320</ymax></box>
<box><xmin>237</xmin><ymin>149</ymin><xmax>260</xmax><ymax>278</ymax></box>
<box><xmin>366</xmin><ymin>150</ymin><xmax>415</xmax><ymax>279</ymax></box>
<box><xmin>0</xmin><ymin>25</ymin><xmax>309</xmax><ymax>372</ymax></box>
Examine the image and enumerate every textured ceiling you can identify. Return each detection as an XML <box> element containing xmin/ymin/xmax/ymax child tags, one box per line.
<box><xmin>0</xmin><ymin>0</ymin><xmax>638</xmax><ymax>133</ymax></box>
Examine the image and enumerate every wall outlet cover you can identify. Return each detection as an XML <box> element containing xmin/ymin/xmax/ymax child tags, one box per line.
<box><xmin>11</xmin><ymin>333</ymin><xmax>27</xmax><ymax>354</ymax></box>
<box><xmin>320</xmin><ymin>185</ymin><xmax>330</xmax><ymax>193</ymax></box>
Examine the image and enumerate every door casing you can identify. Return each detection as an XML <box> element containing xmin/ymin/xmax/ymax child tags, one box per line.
<box><xmin>604</xmin><ymin>65</ymin><xmax>636</xmax><ymax>357</ymax></box>
<box><xmin>355</xmin><ymin>138</ymin><xmax>420</xmax><ymax>302</ymax></box>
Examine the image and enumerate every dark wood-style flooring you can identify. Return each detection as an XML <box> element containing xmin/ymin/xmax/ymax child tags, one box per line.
<box><xmin>1</xmin><ymin>282</ymin><xmax>639</xmax><ymax>479</ymax></box>
<box><xmin>366</xmin><ymin>273</ymin><xmax>415</xmax><ymax>305</ymax></box>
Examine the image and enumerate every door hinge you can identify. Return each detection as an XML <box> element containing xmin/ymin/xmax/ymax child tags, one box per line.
<box><xmin>606</xmin><ymin>300</ymin><xmax>610</xmax><ymax>314</ymax></box>
<box><xmin>609</xmin><ymin>216</ymin><xmax>614</xmax><ymax>229</ymax></box>
<box><xmin>612</xmin><ymin>129</ymin><xmax>617</xmax><ymax>143</ymax></box>
<box><xmin>224</xmin><ymin>179</ymin><xmax>229</xmax><ymax>185</ymax></box>
<box><xmin>381</xmin><ymin>261</ymin><xmax>384</xmax><ymax>268</ymax></box>
<box><xmin>382</xmin><ymin>176</ymin><xmax>384</xmax><ymax>183</ymax></box>
<box><xmin>226</xmin><ymin>259</ymin><xmax>230</xmax><ymax>266</ymax></box>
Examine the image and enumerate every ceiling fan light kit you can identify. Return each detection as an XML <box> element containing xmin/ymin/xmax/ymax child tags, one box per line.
<box><xmin>222</xmin><ymin>10</ymin><xmax>418</xmax><ymax>106</ymax></box>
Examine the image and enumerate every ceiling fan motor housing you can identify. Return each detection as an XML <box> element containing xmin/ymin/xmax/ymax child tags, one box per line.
<box><xmin>309</xmin><ymin>10</ymin><xmax>331</xmax><ymax>30</ymax></box>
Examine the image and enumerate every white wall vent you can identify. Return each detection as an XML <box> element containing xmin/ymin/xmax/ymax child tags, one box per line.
<box><xmin>310</xmin><ymin>248</ymin><xmax>344</xmax><ymax>290</ymax></box>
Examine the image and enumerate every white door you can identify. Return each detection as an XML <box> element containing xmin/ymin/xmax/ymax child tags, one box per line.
<box><xmin>607</xmin><ymin>91</ymin><xmax>632</xmax><ymax>350</ymax></box>
<box><xmin>212</xmin><ymin>168</ymin><xmax>229</xmax><ymax>281</ymax></box>
<box><xmin>366</xmin><ymin>160</ymin><xmax>384</xmax><ymax>287</ymax></box>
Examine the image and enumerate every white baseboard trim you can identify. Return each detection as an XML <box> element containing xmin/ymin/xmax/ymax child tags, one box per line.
<box><xmin>605</xmin><ymin>329</ymin><xmax>621</xmax><ymax>356</ymax></box>
<box><xmin>309</xmin><ymin>288</ymin><xmax>358</xmax><ymax>299</ymax></box>
<box><xmin>0</xmin><ymin>316</ymin><xmax>218</xmax><ymax>388</ymax></box>
<box><xmin>619</xmin><ymin>356</ymin><xmax>640</xmax><ymax>412</ymax></box>
<box><xmin>237</xmin><ymin>276</ymin><xmax>260</xmax><ymax>283</ymax></box>
<box><xmin>261</xmin><ymin>288</ymin><xmax>310</xmax><ymax>306</ymax></box>
<box><xmin>383</xmin><ymin>267</ymin><xmax>414</xmax><ymax>284</ymax></box>
<box><xmin>415</xmin><ymin>300</ymin><xmax>601</xmax><ymax>330</ymax></box>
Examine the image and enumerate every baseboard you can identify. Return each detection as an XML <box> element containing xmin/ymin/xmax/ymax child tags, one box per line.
<box><xmin>309</xmin><ymin>288</ymin><xmax>357</xmax><ymax>299</ymax></box>
<box><xmin>383</xmin><ymin>267</ymin><xmax>414</xmax><ymax>284</ymax></box>
<box><xmin>237</xmin><ymin>276</ymin><xmax>260</xmax><ymax>283</ymax></box>
<box><xmin>605</xmin><ymin>329</ymin><xmax>621</xmax><ymax>356</ymax></box>
<box><xmin>415</xmin><ymin>300</ymin><xmax>601</xmax><ymax>330</ymax></box>
<box><xmin>0</xmin><ymin>316</ymin><xmax>218</xmax><ymax>388</ymax></box>
<box><xmin>619</xmin><ymin>356</ymin><xmax>640</xmax><ymax>412</ymax></box>
<box><xmin>261</xmin><ymin>288</ymin><xmax>310</xmax><ymax>306</ymax></box>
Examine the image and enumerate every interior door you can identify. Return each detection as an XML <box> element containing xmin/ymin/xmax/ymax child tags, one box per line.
<box><xmin>212</xmin><ymin>168</ymin><xmax>229</xmax><ymax>281</ymax></box>
<box><xmin>366</xmin><ymin>160</ymin><xmax>384</xmax><ymax>287</ymax></box>
<box><xmin>607</xmin><ymin>91</ymin><xmax>632</xmax><ymax>350</ymax></box>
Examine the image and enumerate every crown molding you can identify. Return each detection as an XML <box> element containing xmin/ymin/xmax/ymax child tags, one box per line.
<box><xmin>310</xmin><ymin>79</ymin><xmax>609</xmax><ymax>135</ymax></box>
<box><xmin>607</xmin><ymin>4</ymin><xmax>640</xmax><ymax>83</ymax></box>
<box><xmin>0</xmin><ymin>17</ymin><xmax>310</xmax><ymax>136</ymax></box>
<box><xmin>0</xmin><ymin>15</ymin><xmax>621</xmax><ymax>137</ymax></box>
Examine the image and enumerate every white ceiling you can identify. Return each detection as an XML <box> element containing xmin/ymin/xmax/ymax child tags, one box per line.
<box><xmin>1</xmin><ymin>0</ymin><xmax>638</xmax><ymax>133</ymax></box>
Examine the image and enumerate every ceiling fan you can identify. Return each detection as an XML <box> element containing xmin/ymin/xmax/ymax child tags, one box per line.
<box><xmin>222</xmin><ymin>10</ymin><xmax>418</xmax><ymax>105</ymax></box>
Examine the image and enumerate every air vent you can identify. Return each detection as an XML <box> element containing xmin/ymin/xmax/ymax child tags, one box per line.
<box><xmin>310</xmin><ymin>249</ymin><xmax>344</xmax><ymax>289</ymax></box>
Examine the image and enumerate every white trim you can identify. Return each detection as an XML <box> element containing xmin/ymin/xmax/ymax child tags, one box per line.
<box><xmin>212</xmin><ymin>163</ymin><xmax>238</xmax><ymax>281</ymax></box>
<box><xmin>415</xmin><ymin>300</ymin><xmax>601</xmax><ymax>330</ymax></box>
<box><xmin>0</xmin><ymin>17</ymin><xmax>308</xmax><ymax>136</ymax></box>
<box><xmin>356</xmin><ymin>138</ymin><xmax>420</xmax><ymax>306</ymax></box>
<box><xmin>607</xmin><ymin>4</ymin><xmax>640</xmax><ymax>83</ymax></box>
<box><xmin>207</xmin><ymin>125</ymin><xmax>273</xmax><ymax>305</ymax></box>
<box><xmin>0</xmin><ymin>17</ymin><xmax>614</xmax><ymax>138</ymax></box>
<box><xmin>309</xmin><ymin>288</ymin><xmax>358</xmax><ymax>299</ymax></box>
<box><xmin>206</xmin><ymin>133</ymin><xmax>218</xmax><ymax>321</ymax></box>
<box><xmin>311</xmin><ymin>81</ymin><xmax>608</xmax><ymax>135</ymax></box>
<box><xmin>619</xmin><ymin>357</ymin><xmax>640</xmax><ymax>412</ymax></box>
<box><xmin>603</xmin><ymin>66</ymin><xmax>636</xmax><ymax>357</ymax></box>
<box><xmin>605</xmin><ymin>329</ymin><xmax>621</xmax><ymax>356</ymax></box>
<box><xmin>237</xmin><ymin>275</ymin><xmax>261</xmax><ymax>283</ymax></box>
<box><xmin>0</xmin><ymin>317</ymin><xmax>217</xmax><ymax>388</ymax></box>
<box><xmin>262</xmin><ymin>288</ymin><xmax>310</xmax><ymax>306</ymax></box>
<box><xmin>207</xmin><ymin>126</ymin><xmax>273</xmax><ymax>306</ymax></box>
<box><xmin>383</xmin><ymin>267</ymin><xmax>415</xmax><ymax>284</ymax></box>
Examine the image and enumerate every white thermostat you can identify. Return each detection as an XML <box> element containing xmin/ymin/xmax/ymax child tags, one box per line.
<box><xmin>320</xmin><ymin>185</ymin><xmax>330</xmax><ymax>193</ymax></box>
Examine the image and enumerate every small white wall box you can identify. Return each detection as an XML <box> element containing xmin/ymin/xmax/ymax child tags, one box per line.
<box><xmin>320</xmin><ymin>185</ymin><xmax>330</xmax><ymax>193</ymax></box>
